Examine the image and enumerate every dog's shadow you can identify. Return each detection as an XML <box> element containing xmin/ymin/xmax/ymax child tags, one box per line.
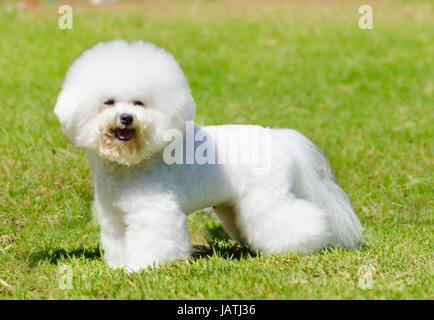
<box><xmin>192</xmin><ymin>224</ymin><xmax>256</xmax><ymax>260</ymax></box>
<box><xmin>29</xmin><ymin>246</ymin><xmax>102</xmax><ymax>266</ymax></box>
<box><xmin>29</xmin><ymin>225</ymin><xmax>254</xmax><ymax>266</ymax></box>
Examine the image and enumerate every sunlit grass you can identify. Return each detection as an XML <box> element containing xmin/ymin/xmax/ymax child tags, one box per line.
<box><xmin>0</xmin><ymin>0</ymin><xmax>432</xmax><ymax>299</ymax></box>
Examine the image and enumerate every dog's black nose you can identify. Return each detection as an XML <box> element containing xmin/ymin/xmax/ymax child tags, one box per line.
<box><xmin>120</xmin><ymin>113</ymin><xmax>133</xmax><ymax>126</ymax></box>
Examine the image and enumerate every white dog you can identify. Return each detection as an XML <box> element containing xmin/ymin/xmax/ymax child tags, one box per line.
<box><xmin>54</xmin><ymin>40</ymin><xmax>363</xmax><ymax>272</ymax></box>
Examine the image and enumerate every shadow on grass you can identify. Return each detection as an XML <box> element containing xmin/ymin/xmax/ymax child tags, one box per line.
<box><xmin>192</xmin><ymin>223</ymin><xmax>256</xmax><ymax>260</ymax></box>
<box><xmin>192</xmin><ymin>243</ymin><xmax>255</xmax><ymax>260</ymax></box>
<box><xmin>29</xmin><ymin>246</ymin><xmax>102</xmax><ymax>266</ymax></box>
<box><xmin>28</xmin><ymin>223</ymin><xmax>254</xmax><ymax>266</ymax></box>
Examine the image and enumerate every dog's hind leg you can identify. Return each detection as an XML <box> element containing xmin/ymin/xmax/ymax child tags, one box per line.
<box><xmin>213</xmin><ymin>204</ymin><xmax>245</xmax><ymax>243</ymax></box>
<box><xmin>235</xmin><ymin>192</ymin><xmax>333</xmax><ymax>254</ymax></box>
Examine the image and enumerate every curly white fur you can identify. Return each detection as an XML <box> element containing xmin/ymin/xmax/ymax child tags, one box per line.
<box><xmin>55</xmin><ymin>40</ymin><xmax>363</xmax><ymax>273</ymax></box>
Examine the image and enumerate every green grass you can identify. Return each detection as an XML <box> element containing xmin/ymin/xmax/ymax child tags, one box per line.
<box><xmin>0</xmin><ymin>0</ymin><xmax>433</xmax><ymax>299</ymax></box>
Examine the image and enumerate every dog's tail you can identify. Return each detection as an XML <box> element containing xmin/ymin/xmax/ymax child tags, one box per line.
<box><xmin>285</xmin><ymin>129</ymin><xmax>364</xmax><ymax>249</ymax></box>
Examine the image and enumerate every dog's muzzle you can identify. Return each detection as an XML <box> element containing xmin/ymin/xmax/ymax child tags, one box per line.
<box><xmin>113</xmin><ymin>128</ymin><xmax>135</xmax><ymax>141</ymax></box>
<box><xmin>113</xmin><ymin>113</ymin><xmax>135</xmax><ymax>141</ymax></box>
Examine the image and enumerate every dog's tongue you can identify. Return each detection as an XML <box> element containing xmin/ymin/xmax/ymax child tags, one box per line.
<box><xmin>116</xmin><ymin>129</ymin><xmax>133</xmax><ymax>140</ymax></box>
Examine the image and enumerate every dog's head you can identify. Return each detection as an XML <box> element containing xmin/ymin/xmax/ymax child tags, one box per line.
<box><xmin>54</xmin><ymin>40</ymin><xmax>195</xmax><ymax>166</ymax></box>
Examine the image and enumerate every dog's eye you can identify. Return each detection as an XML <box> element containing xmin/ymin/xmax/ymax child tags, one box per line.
<box><xmin>133</xmin><ymin>100</ymin><xmax>144</xmax><ymax>106</ymax></box>
<box><xmin>104</xmin><ymin>99</ymin><xmax>115</xmax><ymax>105</ymax></box>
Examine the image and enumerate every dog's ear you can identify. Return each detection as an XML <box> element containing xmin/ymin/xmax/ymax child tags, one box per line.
<box><xmin>54</xmin><ymin>90</ymin><xmax>95</xmax><ymax>149</ymax></box>
<box><xmin>54</xmin><ymin>90</ymin><xmax>76</xmax><ymax>144</ymax></box>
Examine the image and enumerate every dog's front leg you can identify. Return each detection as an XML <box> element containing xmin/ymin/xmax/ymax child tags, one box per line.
<box><xmin>94</xmin><ymin>201</ymin><xmax>127</xmax><ymax>269</ymax></box>
<box><xmin>122</xmin><ymin>203</ymin><xmax>192</xmax><ymax>273</ymax></box>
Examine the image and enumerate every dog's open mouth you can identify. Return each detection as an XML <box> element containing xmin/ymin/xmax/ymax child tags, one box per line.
<box><xmin>112</xmin><ymin>128</ymin><xmax>135</xmax><ymax>141</ymax></box>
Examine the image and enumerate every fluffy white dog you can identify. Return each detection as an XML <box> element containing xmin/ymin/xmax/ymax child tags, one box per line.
<box><xmin>54</xmin><ymin>40</ymin><xmax>363</xmax><ymax>272</ymax></box>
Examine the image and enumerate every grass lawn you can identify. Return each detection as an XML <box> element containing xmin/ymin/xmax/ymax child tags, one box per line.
<box><xmin>0</xmin><ymin>0</ymin><xmax>432</xmax><ymax>299</ymax></box>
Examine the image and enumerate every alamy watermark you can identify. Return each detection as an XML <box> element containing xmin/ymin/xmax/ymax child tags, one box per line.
<box><xmin>57</xmin><ymin>265</ymin><xmax>73</xmax><ymax>289</ymax></box>
<box><xmin>163</xmin><ymin>121</ymin><xmax>271</xmax><ymax>175</ymax></box>
<box><xmin>58</xmin><ymin>5</ymin><xmax>73</xmax><ymax>30</ymax></box>
<box><xmin>57</xmin><ymin>4</ymin><xmax>373</xmax><ymax>31</ymax></box>
<box><xmin>357</xmin><ymin>264</ymin><xmax>375</xmax><ymax>290</ymax></box>
<box><xmin>358</xmin><ymin>5</ymin><xmax>374</xmax><ymax>30</ymax></box>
